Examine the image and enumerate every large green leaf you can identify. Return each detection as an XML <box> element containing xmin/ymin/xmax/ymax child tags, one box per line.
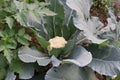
<box><xmin>88</xmin><ymin>45</ymin><xmax>120</xmax><ymax>76</ymax></box>
<box><xmin>63</xmin><ymin>45</ymin><xmax>92</xmax><ymax>67</ymax></box>
<box><xmin>18</xmin><ymin>46</ymin><xmax>51</xmax><ymax>66</ymax></box>
<box><xmin>45</xmin><ymin>64</ymin><xmax>88</xmax><ymax>80</ymax></box>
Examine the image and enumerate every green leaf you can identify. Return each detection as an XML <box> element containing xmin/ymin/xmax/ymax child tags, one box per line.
<box><xmin>46</xmin><ymin>0</ymin><xmax>64</xmax><ymax>19</ymax></box>
<box><xmin>63</xmin><ymin>40</ymin><xmax>75</xmax><ymax>55</ymax></box>
<box><xmin>7</xmin><ymin>38</ymin><xmax>17</xmax><ymax>49</ymax></box>
<box><xmin>14</xmin><ymin>12</ymin><xmax>27</xmax><ymax>26</ymax></box>
<box><xmin>37</xmin><ymin>35</ymin><xmax>49</xmax><ymax>49</ymax></box>
<box><xmin>114</xmin><ymin>73</ymin><xmax>120</xmax><ymax>80</ymax></box>
<box><xmin>0</xmin><ymin>68</ymin><xmax>6</xmax><ymax>80</ymax></box>
<box><xmin>9</xmin><ymin>60</ymin><xmax>23</xmax><ymax>74</ymax></box>
<box><xmin>0</xmin><ymin>54</ymin><xmax>7</xmax><ymax>68</ymax></box>
<box><xmin>5</xmin><ymin>29</ymin><xmax>15</xmax><ymax>37</ymax></box>
<box><xmin>0</xmin><ymin>31</ymin><xmax>4</xmax><ymax>37</ymax></box>
<box><xmin>4</xmin><ymin>49</ymin><xmax>13</xmax><ymax>63</ymax></box>
<box><xmin>5</xmin><ymin>17</ymin><xmax>14</xmax><ymax>29</ymax></box>
<box><xmin>49</xmin><ymin>48</ymin><xmax>62</xmax><ymax>57</ymax></box>
<box><xmin>112</xmin><ymin>40</ymin><xmax>120</xmax><ymax>47</ymax></box>
<box><xmin>18</xmin><ymin>28</ymin><xmax>25</xmax><ymax>36</ymax></box>
<box><xmin>39</xmin><ymin>8</ymin><xmax>56</xmax><ymax>16</ymax></box>
<box><xmin>17</xmin><ymin>36</ymin><xmax>29</xmax><ymax>46</ymax></box>
<box><xmin>28</xmin><ymin>11</ymin><xmax>41</xmax><ymax>24</ymax></box>
<box><xmin>0</xmin><ymin>45</ymin><xmax>4</xmax><ymax>52</ymax></box>
<box><xmin>23</xmin><ymin>34</ymin><xmax>31</xmax><ymax>41</ymax></box>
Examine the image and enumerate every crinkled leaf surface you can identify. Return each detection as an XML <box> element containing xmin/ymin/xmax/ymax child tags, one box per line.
<box><xmin>5</xmin><ymin>71</ymin><xmax>16</xmax><ymax>80</ymax></box>
<box><xmin>18</xmin><ymin>46</ymin><xmax>51</xmax><ymax>66</ymax></box>
<box><xmin>45</xmin><ymin>64</ymin><xmax>88</xmax><ymax>80</ymax></box>
<box><xmin>19</xmin><ymin>64</ymin><xmax>34</xmax><ymax>79</ymax></box>
<box><xmin>66</xmin><ymin>0</ymin><xmax>106</xmax><ymax>44</ymax></box>
<box><xmin>88</xmin><ymin>45</ymin><xmax>120</xmax><ymax>76</ymax></box>
<box><xmin>63</xmin><ymin>45</ymin><xmax>92</xmax><ymax>67</ymax></box>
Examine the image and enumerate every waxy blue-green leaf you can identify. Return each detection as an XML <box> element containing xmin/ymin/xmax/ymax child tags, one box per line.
<box><xmin>66</xmin><ymin>0</ymin><xmax>92</xmax><ymax>20</ymax></box>
<box><xmin>88</xmin><ymin>45</ymin><xmax>120</xmax><ymax>76</ymax></box>
<box><xmin>66</xmin><ymin>0</ymin><xmax>106</xmax><ymax>44</ymax></box>
<box><xmin>19</xmin><ymin>64</ymin><xmax>34</xmax><ymax>79</ymax></box>
<box><xmin>63</xmin><ymin>45</ymin><xmax>92</xmax><ymax>67</ymax></box>
<box><xmin>5</xmin><ymin>71</ymin><xmax>16</xmax><ymax>80</ymax></box>
<box><xmin>51</xmin><ymin>55</ymin><xmax>61</xmax><ymax>67</ymax></box>
<box><xmin>18</xmin><ymin>46</ymin><xmax>51</xmax><ymax>66</ymax></box>
<box><xmin>45</xmin><ymin>64</ymin><xmax>88</xmax><ymax>80</ymax></box>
